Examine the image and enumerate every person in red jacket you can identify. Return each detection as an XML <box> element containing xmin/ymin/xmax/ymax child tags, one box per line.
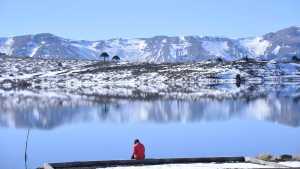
<box><xmin>131</xmin><ymin>139</ymin><xmax>145</xmax><ymax>160</ymax></box>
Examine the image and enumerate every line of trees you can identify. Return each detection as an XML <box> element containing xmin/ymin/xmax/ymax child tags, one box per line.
<box><xmin>100</xmin><ymin>52</ymin><xmax>120</xmax><ymax>62</ymax></box>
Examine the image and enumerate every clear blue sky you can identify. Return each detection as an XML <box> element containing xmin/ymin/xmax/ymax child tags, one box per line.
<box><xmin>0</xmin><ymin>0</ymin><xmax>299</xmax><ymax>40</ymax></box>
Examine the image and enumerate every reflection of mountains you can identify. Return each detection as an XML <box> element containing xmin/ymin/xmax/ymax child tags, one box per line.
<box><xmin>0</xmin><ymin>84</ymin><xmax>300</xmax><ymax>129</ymax></box>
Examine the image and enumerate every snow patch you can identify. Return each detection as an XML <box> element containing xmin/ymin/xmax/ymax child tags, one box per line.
<box><xmin>70</xmin><ymin>43</ymin><xmax>98</xmax><ymax>59</ymax></box>
<box><xmin>128</xmin><ymin>39</ymin><xmax>147</xmax><ymax>51</ymax></box>
<box><xmin>179</xmin><ymin>36</ymin><xmax>185</xmax><ymax>41</ymax></box>
<box><xmin>279</xmin><ymin>161</ymin><xmax>300</xmax><ymax>167</ymax></box>
<box><xmin>104</xmin><ymin>162</ymin><xmax>273</xmax><ymax>169</ymax></box>
<box><xmin>102</xmin><ymin>39</ymin><xmax>148</xmax><ymax>62</ymax></box>
<box><xmin>202</xmin><ymin>41</ymin><xmax>230</xmax><ymax>58</ymax></box>
<box><xmin>240</xmin><ymin>37</ymin><xmax>271</xmax><ymax>56</ymax></box>
<box><xmin>30</xmin><ymin>46</ymin><xmax>41</xmax><ymax>57</ymax></box>
<box><xmin>272</xmin><ymin>45</ymin><xmax>281</xmax><ymax>55</ymax></box>
<box><xmin>170</xmin><ymin>39</ymin><xmax>191</xmax><ymax>58</ymax></box>
<box><xmin>85</xmin><ymin>41</ymin><xmax>100</xmax><ymax>52</ymax></box>
<box><xmin>0</xmin><ymin>38</ymin><xmax>14</xmax><ymax>55</ymax></box>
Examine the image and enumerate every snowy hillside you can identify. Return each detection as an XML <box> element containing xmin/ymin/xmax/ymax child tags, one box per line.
<box><xmin>0</xmin><ymin>57</ymin><xmax>299</xmax><ymax>99</ymax></box>
<box><xmin>0</xmin><ymin>26</ymin><xmax>300</xmax><ymax>63</ymax></box>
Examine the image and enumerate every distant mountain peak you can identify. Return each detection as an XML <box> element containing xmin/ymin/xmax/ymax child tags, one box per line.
<box><xmin>0</xmin><ymin>26</ymin><xmax>299</xmax><ymax>62</ymax></box>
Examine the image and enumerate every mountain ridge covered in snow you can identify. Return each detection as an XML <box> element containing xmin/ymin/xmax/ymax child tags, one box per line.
<box><xmin>0</xmin><ymin>26</ymin><xmax>300</xmax><ymax>63</ymax></box>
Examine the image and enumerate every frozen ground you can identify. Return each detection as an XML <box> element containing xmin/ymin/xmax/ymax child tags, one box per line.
<box><xmin>279</xmin><ymin>161</ymin><xmax>300</xmax><ymax>167</ymax></box>
<box><xmin>103</xmin><ymin>161</ymin><xmax>300</xmax><ymax>169</ymax></box>
<box><xmin>0</xmin><ymin>57</ymin><xmax>299</xmax><ymax>100</ymax></box>
<box><xmin>104</xmin><ymin>163</ymin><xmax>270</xmax><ymax>169</ymax></box>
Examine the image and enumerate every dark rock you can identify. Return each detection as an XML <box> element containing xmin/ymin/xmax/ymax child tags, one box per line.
<box><xmin>17</xmin><ymin>80</ymin><xmax>32</xmax><ymax>88</ymax></box>
<box><xmin>34</xmin><ymin>79</ymin><xmax>42</xmax><ymax>84</ymax></box>
<box><xmin>0</xmin><ymin>79</ymin><xmax>32</xmax><ymax>89</ymax></box>
<box><xmin>0</xmin><ymin>52</ymin><xmax>7</xmax><ymax>57</ymax></box>
<box><xmin>236</xmin><ymin>74</ymin><xmax>244</xmax><ymax>87</ymax></box>
<box><xmin>292</xmin><ymin>55</ymin><xmax>300</xmax><ymax>62</ymax></box>
<box><xmin>57</xmin><ymin>62</ymin><xmax>63</xmax><ymax>67</ymax></box>
<box><xmin>279</xmin><ymin>154</ymin><xmax>293</xmax><ymax>161</ymax></box>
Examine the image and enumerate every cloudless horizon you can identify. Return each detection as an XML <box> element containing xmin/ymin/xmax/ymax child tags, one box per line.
<box><xmin>0</xmin><ymin>0</ymin><xmax>300</xmax><ymax>40</ymax></box>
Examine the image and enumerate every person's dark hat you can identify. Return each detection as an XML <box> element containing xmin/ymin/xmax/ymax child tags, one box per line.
<box><xmin>134</xmin><ymin>139</ymin><xmax>140</xmax><ymax>144</ymax></box>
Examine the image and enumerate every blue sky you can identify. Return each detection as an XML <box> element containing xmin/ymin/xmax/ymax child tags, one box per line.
<box><xmin>0</xmin><ymin>0</ymin><xmax>299</xmax><ymax>40</ymax></box>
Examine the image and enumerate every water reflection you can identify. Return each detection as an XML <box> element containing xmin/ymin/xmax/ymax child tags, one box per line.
<box><xmin>0</xmin><ymin>84</ymin><xmax>299</xmax><ymax>129</ymax></box>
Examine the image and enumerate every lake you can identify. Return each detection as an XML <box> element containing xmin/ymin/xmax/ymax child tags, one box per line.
<box><xmin>0</xmin><ymin>83</ymin><xmax>300</xmax><ymax>169</ymax></box>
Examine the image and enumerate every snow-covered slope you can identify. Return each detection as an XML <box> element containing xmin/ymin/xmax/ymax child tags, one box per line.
<box><xmin>239</xmin><ymin>37</ymin><xmax>271</xmax><ymax>57</ymax></box>
<box><xmin>0</xmin><ymin>26</ymin><xmax>300</xmax><ymax>63</ymax></box>
<box><xmin>0</xmin><ymin>57</ymin><xmax>299</xmax><ymax>128</ymax></box>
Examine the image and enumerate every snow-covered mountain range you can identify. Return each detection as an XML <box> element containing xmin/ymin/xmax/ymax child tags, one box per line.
<box><xmin>0</xmin><ymin>26</ymin><xmax>300</xmax><ymax>63</ymax></box>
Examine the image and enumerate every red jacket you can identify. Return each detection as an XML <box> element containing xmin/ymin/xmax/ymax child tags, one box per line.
<box><xmin>133</xmin><ymin>143</ymin><xmax>145</xmax><ymax>160</ymax></box>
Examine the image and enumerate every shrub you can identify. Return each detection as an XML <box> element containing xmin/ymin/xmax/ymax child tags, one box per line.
<box><xmin>112</xmin><ymin>55</ymin><xmax>120</xmax><ymax>61</ymax></box>
<box><xmin>257</xmin><ymin>154</ymin><xmax>273</xmax><ymax>161</ymax></box>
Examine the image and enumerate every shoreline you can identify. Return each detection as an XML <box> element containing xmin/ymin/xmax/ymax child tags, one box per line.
<box><xmin>39</xmin><ymin>155</ymin><xmax>300</xmax><ymax>169</ymax></box>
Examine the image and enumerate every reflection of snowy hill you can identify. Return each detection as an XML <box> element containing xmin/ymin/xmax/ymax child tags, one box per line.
<box><xmin>0</xmin><ymin>84</ymin><xmax>299</xmax><ymax>129</ymax></box>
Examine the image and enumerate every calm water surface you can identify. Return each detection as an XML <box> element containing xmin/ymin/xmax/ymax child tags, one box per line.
<box><xmin>0</xmin><ymin>85</ymin><xmax>300</xmax><ymax>169</ymax></box>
